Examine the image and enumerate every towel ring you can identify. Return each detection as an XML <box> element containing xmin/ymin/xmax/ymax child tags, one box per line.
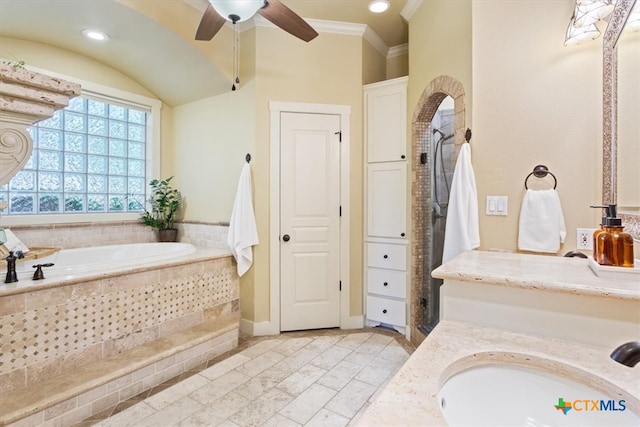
<box><xmin>524</xmin><ymin>165</ymin><xmax>557</xmax><ymax>190</ymax></box>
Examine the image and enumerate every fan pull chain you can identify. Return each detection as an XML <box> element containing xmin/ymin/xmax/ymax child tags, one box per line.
<box><xmin>232</xmin><ymin>20</ymin><xmax>240</xmax><ymax>91</ymax></box>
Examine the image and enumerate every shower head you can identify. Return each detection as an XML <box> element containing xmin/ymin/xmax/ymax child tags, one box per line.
<box><xmin>433</xmin><ymin>128</ymin><xmax>454</xmax><ymax>142</ymax></box>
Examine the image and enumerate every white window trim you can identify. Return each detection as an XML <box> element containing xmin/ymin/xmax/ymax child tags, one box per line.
<box><xmin>1</xmin><ymin>66</ymin><xmax>162</xmax><ymax>226</ymax></box>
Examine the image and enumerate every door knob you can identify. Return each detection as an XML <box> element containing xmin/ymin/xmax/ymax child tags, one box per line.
<box><xmin>282</xmin><ymin>234</ymin><xmax>290</xmax><ymax>242</ymax></box>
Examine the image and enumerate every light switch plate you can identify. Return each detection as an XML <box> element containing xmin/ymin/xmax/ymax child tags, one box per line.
<box><xmin>486</xmin><ymin>196</ymin><xmax>508</xmax><ymax>216</ymax></box>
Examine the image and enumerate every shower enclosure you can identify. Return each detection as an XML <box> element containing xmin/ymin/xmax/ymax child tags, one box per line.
<box><xmin>419</xmin><ymin>97</ymin><xmax>456</xmax><ymax>334</ymax></box>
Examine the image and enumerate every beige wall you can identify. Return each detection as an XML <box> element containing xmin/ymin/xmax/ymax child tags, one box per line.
<box><xmin>472</xmin><ymin>0</ymin><xmax>602</xmax><ymax>253</ymax></box>
<box><xmin>172</xmin><ymin>81</ymin><xmax>256</xmax><ymax>223</ymax></box>
<box><xmin>362</xmin><ymin>39</ymin><xmax>387</xmax><ymax>85</ymax></box>
<box><xmin>408</xmin><ymin>1</ymin><xmax>472</xmax><ymax>130</ymax></box>
<box><xmin>407</xmin><ymin>0</ymin><xmax>606</xmax><ymax>254</ymax></box>
<box><xmin>387</xmin><ymin>51</ymin><xmax>408</xmax><ymax>80</ymax></box>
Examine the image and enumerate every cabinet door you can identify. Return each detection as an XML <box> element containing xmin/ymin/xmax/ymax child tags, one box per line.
<box><xmin>367</xmin><ymin>162</ymin><xmax>407</xmax><ymax>239</ymax></box>
<box><xmin>365</xmin><ymin>81</ymin><xmax>407</xmax><ymax>163</ymax></box>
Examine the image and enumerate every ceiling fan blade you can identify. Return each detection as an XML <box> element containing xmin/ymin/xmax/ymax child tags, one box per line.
<box><xmin>258</xmin><ymin>0</ymin><xmax>318</xmax><ymax>42</ymax></box>
<box><xmin>195</xmin><ymin>4</ymin><xmax>227</xmax><ymax>41</ymax></box>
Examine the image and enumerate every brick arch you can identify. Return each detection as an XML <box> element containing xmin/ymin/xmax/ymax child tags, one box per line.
<box><xmin>409</xmin><ymin>76</ymin><xmax>466</xmax><ymax>345</ymax></box>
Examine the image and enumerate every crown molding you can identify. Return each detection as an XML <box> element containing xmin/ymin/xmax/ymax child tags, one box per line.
<box><xmin>253</xmin><ymin>16</ymin><xmax>389</xmax><ymax>57</ymax></box>
<box><xmin>387</xmin><ymin>43</ymin><xmax>408</xmax><ymax>59</ymax></box>
<box><xmin>401</xmin><ymin>0</ymin><xmax>423</xmax><ymax>22</ymax></box>
<box><xmin>362</xmin><ymin>25</ymin><xmax>389</xmax><ymax>57</ymax></box>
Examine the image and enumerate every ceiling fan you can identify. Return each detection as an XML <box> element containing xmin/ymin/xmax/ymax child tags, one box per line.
<box><xmin>195</xmin><ymin>0</ymin><xmax>318</xmax><ymax>42</ymax></box>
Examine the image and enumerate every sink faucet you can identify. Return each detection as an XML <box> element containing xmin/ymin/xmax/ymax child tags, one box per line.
<box><xmin>610</xmin><ymin>341</ymin><xmax>640</xmax><ymax>367</ymax></box>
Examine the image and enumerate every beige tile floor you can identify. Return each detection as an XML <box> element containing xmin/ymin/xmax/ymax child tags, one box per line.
<box><xmin>75</xmin><ymin>328</ymin><xmax>415</xmax><ymax>427</ymax></box>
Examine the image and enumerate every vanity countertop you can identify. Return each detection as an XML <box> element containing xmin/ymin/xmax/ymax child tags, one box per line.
<box><xmin>356</xmin><ymin>320</ymin><xmax>640</xmax><ymax>426</ymax></box>
<box><xmin>432</xmin><ymin>250</ymin><xmax>640</xmax><ymax>300</ymax></box>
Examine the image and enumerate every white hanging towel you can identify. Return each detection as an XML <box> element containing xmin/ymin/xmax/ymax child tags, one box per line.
<box><xmin>518</xmin><ymin>188</ymin><xmax>566</xmax><ymax>253</ymax></box>
<box><xmin>442</xmin><ymin>143</ymin><xmax>481</xmax><ymax>264</ymax></box>
<box><xmin>227</xmin><ymin>163</ymin><xmax>259</xmax><ymax>276</ymax></box>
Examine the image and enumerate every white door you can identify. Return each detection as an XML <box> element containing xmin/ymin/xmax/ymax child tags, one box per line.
<box><xmin>280</xmin><ymin>112</ymin><xmax>341</xmax><ymax>331</ymax></box>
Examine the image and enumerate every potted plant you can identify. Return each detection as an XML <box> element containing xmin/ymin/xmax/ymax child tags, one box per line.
<box><xmin>141</xmin><ymin>176</ymin><xmax>183</xmax><ymax>242</ymax></box>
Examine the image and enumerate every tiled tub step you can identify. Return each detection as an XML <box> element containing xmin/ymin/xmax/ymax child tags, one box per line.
<box><xmin>0</xmin><ymin>313</ymin><xmax>240</xmax><ymax>427</ymax></box>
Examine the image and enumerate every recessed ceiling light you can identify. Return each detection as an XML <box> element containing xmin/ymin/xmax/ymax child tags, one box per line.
<box><xmin>81</xmin><ymin>29</ymin><xmax>109</xmax><ymax>41</ymax></box>
<box><xmin>368</xmin><ymin>0</ymin><xmax>390</xmax><ymax>14</ymax></box>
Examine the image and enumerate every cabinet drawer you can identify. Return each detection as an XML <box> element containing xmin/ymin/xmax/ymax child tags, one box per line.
<box><xmin>367</xmin><ymin>268</ymin><xmax>406</xmax><ymax>299</ymax></box>
<box><xmin>366</xmin><ymin>295</ymin><xmax>406</xmax><ymax>327</ymax></box>
<box><xmin>367</xmin><ymin>243</ymin><xmax>406</xmax><ymax>270</ymax></box>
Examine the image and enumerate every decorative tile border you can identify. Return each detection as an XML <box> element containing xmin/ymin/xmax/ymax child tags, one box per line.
<box><xmin>409</xmin><ymin>76</ymin><xmax>466</xmax><ymax>346</ymax></box>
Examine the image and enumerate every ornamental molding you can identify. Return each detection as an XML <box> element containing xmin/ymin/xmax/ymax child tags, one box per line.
<box><xmin>0</xmin><ymin>64</ymin><xmax>81</xmax><ymax>186</ymax></box>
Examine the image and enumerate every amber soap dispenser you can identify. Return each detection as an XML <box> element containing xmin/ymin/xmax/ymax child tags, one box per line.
<box><xmin>591</xmin><ymin>205</ymin><xmax>635</xmax><ymax>268</ymax></box>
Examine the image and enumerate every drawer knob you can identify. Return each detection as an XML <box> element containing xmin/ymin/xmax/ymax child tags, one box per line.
<box><xmin>382</xmin><ymin>309</ymin><xmax>388</xmax><ymax>314</ymax></box>
<box><xmin>401</xmin><ymin>155</ymin><xmax>406</xmax><ymax>159</ymax></box>
<box><xmin>401</xmin><ymin>233</ymin><xmax>405</xmax><ymax>237</ymax></box>
<box><xmin>383</xmin><ymin>282</ymin><xmax>388</xmax><ymax>286</ymax></box>
<box><xmin>383</xmin><ymin>254</ymin><xmax>388</xmax><ymax>259</ymax></box>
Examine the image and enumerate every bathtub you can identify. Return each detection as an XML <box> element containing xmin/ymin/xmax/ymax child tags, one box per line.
<box><xmin>3</xmin><ymin>242</ymin><xmax>199</xmax><ymax>280</ymax></box>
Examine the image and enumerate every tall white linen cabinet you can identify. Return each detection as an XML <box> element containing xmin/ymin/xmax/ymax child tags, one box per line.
<box><xmin>363</xmin><ymin>76</ymin><xmax>409</xmax><ymax>337</ymax></box>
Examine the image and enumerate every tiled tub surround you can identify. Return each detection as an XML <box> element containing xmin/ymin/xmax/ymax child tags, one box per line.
<box><xmin>0</xmin><ymin>247</ymin><xmax>239</xmax><ymax>426</ymax></box>
<box><xmin>6</xmin><ymin>221</ymin><xmax>229</xmax><ymax>251</ymax></box>
<box><xmin>357</xmin><ymin>320</ymin><xmax>640</xmax><ymax>426</ymax></box>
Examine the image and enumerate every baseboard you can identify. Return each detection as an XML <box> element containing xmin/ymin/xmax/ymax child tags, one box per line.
<box><xmin>240</xmin><ymin>317</ymin><xmax>280</xmax><ymax>336</ymax></box>
<box><xmin>341</xmin><ymin>315</ymin><xmax>364</xmax><ymax>329</ymax></box>
<box><xmin>241</xmin><ymin>316</ymin><xmax>363</xmax><ymax>336</ymax></box>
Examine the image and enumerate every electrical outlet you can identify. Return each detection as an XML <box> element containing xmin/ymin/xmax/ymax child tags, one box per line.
<box><xmin>577</xmin><ymin>228</ymin><xmax>596</xmax><ymax>250</ymax></box>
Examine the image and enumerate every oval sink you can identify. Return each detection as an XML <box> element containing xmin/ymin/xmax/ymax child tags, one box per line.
<box><xmin>438</xmin><ymin>364</ymin><xmax>639</xmax><ymax>426</ymax></box>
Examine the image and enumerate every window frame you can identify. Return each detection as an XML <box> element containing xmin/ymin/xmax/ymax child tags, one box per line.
<box><xmin>1</xmin><ymin>68</ymin><xmax>162</xmax><ymax>227</ymax></box>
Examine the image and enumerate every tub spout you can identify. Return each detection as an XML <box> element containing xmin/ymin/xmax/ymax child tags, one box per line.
<box><xmin>5</xmin><ymin>251</ymin><xmax>18</xmax><ymax>283</ymax></box>
<box><xmin>610</xmin><ymin>341</ymin><xmax>640</xmax><ymax>367</ymax></box>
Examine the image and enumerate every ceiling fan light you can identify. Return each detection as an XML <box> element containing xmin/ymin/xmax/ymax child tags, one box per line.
<box><xmin>368</xmin><ymin>0</ymin><xmax>390</xmax><ymax>14</ymax></box>
<box><xmin>209</xmin><ymin>0</ymin><xmax>265</xmax><ymax>22</ymax></box>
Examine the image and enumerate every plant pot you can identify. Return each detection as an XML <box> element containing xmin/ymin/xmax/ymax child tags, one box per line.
<box><xmin>158</xmin><ymin>228</ymin><xmax>178</xmax><ymax>242</ymax></box>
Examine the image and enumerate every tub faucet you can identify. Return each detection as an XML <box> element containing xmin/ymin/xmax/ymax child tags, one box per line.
<box><xmin>610</xmin><ymin>341</ymin><xmax>640</xmax><ymax>367</ymax></box>
<box><xmin>5</xmin><ymin>251</ymin><xmax>18</xmax><ymax>284</ymax></box>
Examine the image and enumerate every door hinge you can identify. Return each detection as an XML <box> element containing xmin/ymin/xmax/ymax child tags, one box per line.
<box><xmin>334</xmin><ymin>131</ymin><xmax>342</xmax><ymax>142</ymax></box>
<box><xmin>339</xmin><ymin>280</ymin><xmax>342</xmax><ymax>291</ymax></box>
